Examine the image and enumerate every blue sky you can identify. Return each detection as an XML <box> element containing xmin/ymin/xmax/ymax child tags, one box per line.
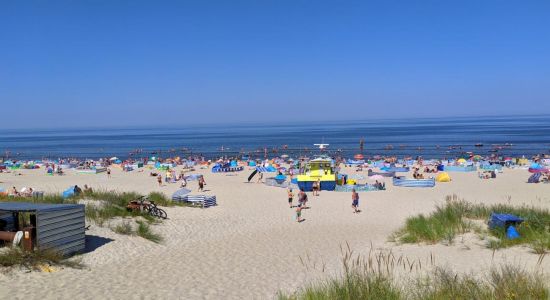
<box><xmin>1</xmin><ymin>1</ymin><xmax>549</xmax><ymax>128</ymax></box>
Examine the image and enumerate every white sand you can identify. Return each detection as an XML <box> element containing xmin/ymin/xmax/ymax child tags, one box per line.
<box><xmin>1</xmin><ymin>166</ymin><xmax>549</xmax><ymax>299</ymax></box>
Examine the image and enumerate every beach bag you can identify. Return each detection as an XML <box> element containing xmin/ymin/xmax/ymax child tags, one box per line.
<box><xmin>506</xmin><ymin>225</ymin><xmax>520</xmax><ymax>240</ymax></box>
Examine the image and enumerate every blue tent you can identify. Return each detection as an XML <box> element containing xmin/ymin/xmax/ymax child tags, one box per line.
<box><xmin>62</xmin><ymin>186</ymin><xmax>76</xmax><ymax>198</ymax></box>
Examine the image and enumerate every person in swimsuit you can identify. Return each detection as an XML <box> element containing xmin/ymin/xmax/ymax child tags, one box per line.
<box><xmin>295</xmin><ymin>205</ymin><xmax>303</xmax><ymax>222</ymax></box>
<box><xmin>298</xmin><ymin>190</ymin><xmax>308</xmax><ymax>208</ymax></box>
<box><xmin>107</xmin><ymin>168</ymin><xmax>111</xmax><ymax>178</ymax></box>
<box><xmin>312</xmin><ymin>180</ymin><xmax>318</xmax><ymax>196</ymax></box>
<box><xmin>351</xmin><ymin>189</ymin><xmax>359</xmax><ymax>213</ymax></box>
<box><xmin>198</xmin><ymin>175</ymin><xmax>205</xmax><ymax>192</ymax></box>
<box><xmin>287</xmin><ymin>188</ymin><xmax>294</xmax><ymax>208</ymax></box>
<box><xmin>157</xmin><ymin>174</ymin><xmax>162</xmax><ymax>187</ymax></box>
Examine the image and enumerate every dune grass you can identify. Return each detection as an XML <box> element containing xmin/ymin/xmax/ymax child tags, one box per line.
<box><xmin>136</xmin><ymin>220</ymin><xmax>163</xmax><ymax>243</ymax></box>
<box><xmin>0</xmin><ymin>247</ymin><xmax>84</xmax><ymax>272</ymax></box>
<box><xmin>394</xmin><ymin>195</ymin><xmax>550</xmax><ymax>253</ymax></box>
<box><xmin>112</xmin><ymin>221</ymin><xmax>134</xmax><ymax>235</ymax></box>
<box><xmin>280</xmin><ymin>247</ymin><xmax>548</xmax><ymax>300</ymax></box>
<box><xmin>0</xmin><ymin>190</ymin><xmax>172</xmax><ymax>224</ymax></box>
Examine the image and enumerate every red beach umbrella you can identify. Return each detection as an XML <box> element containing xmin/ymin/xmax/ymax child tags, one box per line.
<box><xmin>354</xmin><ymin>154</ymin><xmax>364</xmax><ymax>160</ymax></box>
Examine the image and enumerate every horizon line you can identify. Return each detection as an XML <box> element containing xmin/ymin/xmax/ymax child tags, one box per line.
<box><xmin>1</xmin><ymin>112</ymin><xmax>549</xmax><ymax>132</ymax></box>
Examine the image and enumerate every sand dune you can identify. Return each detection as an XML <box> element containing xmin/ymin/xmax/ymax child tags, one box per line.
<box><xmin>1</xmin><ymin>166</ymin><xmax>549</xmax><ymax>299</ymax></box>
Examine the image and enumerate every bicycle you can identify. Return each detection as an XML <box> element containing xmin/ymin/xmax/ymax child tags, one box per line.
<box><xmin>127</xmin><ymin>196</ymin><xmax>168</xmax><ymax>219</ymax></box>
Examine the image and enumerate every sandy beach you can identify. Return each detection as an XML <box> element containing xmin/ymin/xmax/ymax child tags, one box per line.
<box><xmin>0</xmin><ymin>165</ymin><xmax>549</xmax><ymax>299</ymax></box>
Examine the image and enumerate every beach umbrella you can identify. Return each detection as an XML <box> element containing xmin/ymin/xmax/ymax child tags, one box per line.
<box><xmin>109</xmin><ymin>157</ymin><xmax>118</xmax><ymax>161</ymax></box>
<box><xmin>354</xmin><ymin>154</ymin><xmax>364</xmax><ymax>160</ymax></box>
<box><xmin>369</xmin><ymin>175</ymin><xmax>384</xmax><ymax>181</ymax></box>
<box><xmin>281</xmin><ymin>154</ymin><xmax>289</xmax><ymax>159</ymax></box>
<box><xmin>457</xmin><ymin>158</ymin><xmax>467</xmax><ymax>164</ymax></box>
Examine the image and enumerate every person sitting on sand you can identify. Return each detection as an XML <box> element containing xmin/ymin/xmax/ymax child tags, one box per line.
<box><xmin>8</xmin><ymin>186</ymin><xmax>19</xmax><ymax>197</ymax></box>
<box><xmin>20</xmin><ymin>187</ymin><xmax>33</xmax><ymax>197</ymax></box>
<box><xmin>84</xmin><ymin>184</ymin><xmax>93</xmax><ymax>194</ymax></box>
<box><xmin>351</xmin><ymin>189</ymin><xmax>359</xmax><ymax>213</ymax></box>
<box><xmin>73</xmin><ymin>185</ymin><xmax>83</xmax><ymax>196</ymax></box>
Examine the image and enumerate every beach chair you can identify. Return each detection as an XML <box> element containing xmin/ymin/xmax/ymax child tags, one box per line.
<box><xmin>183</xmin><ymin>195</ymin><xmax>217</xmax><ymax>208</ymax></box>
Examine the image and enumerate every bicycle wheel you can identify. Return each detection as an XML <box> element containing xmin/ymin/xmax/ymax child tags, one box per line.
<box><xmin>156</xmin><ymin>208</ymin><xmax>167</xmax><ymax>219</ymax></box>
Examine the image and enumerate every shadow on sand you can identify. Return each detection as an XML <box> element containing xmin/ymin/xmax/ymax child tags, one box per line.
<box><xmin>84</xmin><ymin>235</ymin><xmax>114</xmax><ymax>253</ymax></box>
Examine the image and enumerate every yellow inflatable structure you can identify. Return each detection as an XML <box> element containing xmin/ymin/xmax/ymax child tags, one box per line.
<box><xmin>436</xmin><ymin>172</ymin><xmax>451</xmax><ymax>182</ymax></box>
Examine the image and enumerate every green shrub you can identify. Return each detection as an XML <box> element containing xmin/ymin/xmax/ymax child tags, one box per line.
<box><xmin>0</xmin><ymin>248</ymin><xmax>84</xmax><ymax>271</ymax></box>
<box><xmin>394</xmin><ymin>195</ymin><xmax>550</xmax><ymax>253</ymax></box>
<box><xmin>136</xmin><ymin>221</ymin><xmax>163</xmax><ymax>243</ymax></box>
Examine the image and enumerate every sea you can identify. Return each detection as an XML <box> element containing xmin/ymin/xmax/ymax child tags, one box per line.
<box><xmin>1</xmin><ymin>115</ymin><xmax>549</xmax><ymax>161</ymax></box>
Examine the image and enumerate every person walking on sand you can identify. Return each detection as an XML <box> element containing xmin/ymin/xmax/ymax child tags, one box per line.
<box><xmin>351</xmin><ymin>189</ymin><xmax>359</xmax><ymax>213</ymax></box>
<box><xmin>198</xmin><ymin>175</ymin><xmax>206</xmax><ymax>192</ymax></box>
<box><xmin>295</xmin><ymin>205</ymin><xmax>303</xmax><ymax>222</ymax></box>
<box><xmin>257</xmin><ymin>171</ymin><xmax>263</xmax><ymax>183</ymax></box>
<box><xmin>298</xmin><ymin>190</ymin><xmax>308</xmax><ymax>208</ymax></box>
<box><xmin>180</xmin><ymin>172</ymin><xmax>187</xmax><ymax>187</ymax></box>
<box><xmin>107</xmin><ymin>168</ymin><xmax>111</xmax><ymax>178</ymax></box>
<box><xmin>287</xmin><ymin>188</ymin><xmax>294</xmax><ymax>208</ymax></box>
<box><xmin>157</xmin><ymin>174</ymin><xmax>162</xmax><ymax>187</ymax></box>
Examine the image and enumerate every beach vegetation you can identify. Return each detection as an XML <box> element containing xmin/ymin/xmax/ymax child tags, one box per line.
<box><xmin>394</xmin><ymin>195</ymin><xmax>550</xmax><ymax>253</ymax></box>
<box><xmin>280</xmin><ymin>247</ymin><xmax>548</xmax><ymax>300</ymax></box>
<box><xmin>0</xmin><ymin>247</ymin><xmax>84</xmax><ymax>272</ymax></box>
<box><xmin>136</xmin><ymin>220</ymin><xmax>163</xmax><ymax>243</ymax></box>
<box><xmin>112</xmin><ymin>221</ymin><xmax>134</xmax><ymax>235</ymax></box>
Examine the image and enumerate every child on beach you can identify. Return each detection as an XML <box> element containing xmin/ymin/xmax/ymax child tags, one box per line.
<box><xmin>287</xmin><ymin>188</ymin><xmax>294</xmax><ymax>208</ymax></box>
<box><xmin>157</xmin><ymin>174</ymin><xmax>162</xmax><ymax>187</ymax></box>
<box><xmin>351</xmin><ymin>189</ymin><xmax>359</xmax><ymax>213</ymax></box>
<box><xmin>198</xmin><ymin>176</ymin><xmax>205</xmax><ymax>192</ymax></box>
<box><xmin>107</xmin><ymin>168</ymin><xmax>111</xmax><ymax>178</ymax></box>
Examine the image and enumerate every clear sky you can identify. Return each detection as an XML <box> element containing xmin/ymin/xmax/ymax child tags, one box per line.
<box><xmin>1</xmin><ymin>1</ymin><xmax>549</xmax><ymax>128</ymax></box>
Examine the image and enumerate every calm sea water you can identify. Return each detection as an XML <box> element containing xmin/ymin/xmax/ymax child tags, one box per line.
<box><xmin>1</xmin><ymin>115</ymin><xmax>549</xmax><ymax>160</ymax></box>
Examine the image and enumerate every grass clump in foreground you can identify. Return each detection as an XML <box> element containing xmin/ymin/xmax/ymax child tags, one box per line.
<box><xmin>136</xmin><ymin>220</ymin><xmax>163</xmax><ymax>243</ymax></box>
<box><xmin>112</xmin><ymin>221</ymin><xmax>134</xmax><ymax>235</ymax></box>
<box><xmin>0</xmin><ymin>247</ymin><xmax>84</xmax><ymax>272</ymax></box>
<box><xmin>280</xmin><ymin>247</ymin><xmax>548</xmax><ymax>300</ymax></box>
<box><xmin>393</xmin><ymin>195</ymin><xmax>550</xmax><ymax>253</ymax></box>
<box><xmin>109</xmin><ymin>220</ymin><xmax>163</xmax><ymax>243</ymax></box>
